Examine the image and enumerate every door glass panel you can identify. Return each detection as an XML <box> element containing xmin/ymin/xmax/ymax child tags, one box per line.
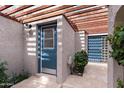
<box><xmin>43</xmin><ymin>28</ymin><xmax>54</xmax><ymax>48</ymax></box>
<box><xmin>44</xmin><ymin>39</ymin><xmax>53</xmax><ymax>48</ymax></box>
<box><xmin>44</xmin><ymin>28</ymin><xmax>53</xmax><ymax>38</ymax></box>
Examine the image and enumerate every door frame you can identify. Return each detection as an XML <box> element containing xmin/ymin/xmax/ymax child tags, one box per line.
<box><xmin>37</xmin><ymin>21</ymin><xmax>57</xmax><ymax>75</ymax></box>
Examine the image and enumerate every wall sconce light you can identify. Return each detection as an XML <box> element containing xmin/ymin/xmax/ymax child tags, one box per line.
<box><xmin>25</xmin><ymin>23</ymin><xmax>33</xmax><ymax>37</ymax></box>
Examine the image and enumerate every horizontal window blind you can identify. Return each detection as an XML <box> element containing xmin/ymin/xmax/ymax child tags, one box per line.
<box><xmin>88</xmin><ymin>35</ymin><xmax>108</xmax><ymax>62</ymax></box>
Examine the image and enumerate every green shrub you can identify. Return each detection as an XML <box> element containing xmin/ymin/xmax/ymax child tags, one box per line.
<box><xmin>0</xmin><ymin>59</ymin><xmax>9</xmax><ymax>87</ymax></box>
<box><xmin>9</xmin><ymin>70</ymin><xmax>30</xmax><ymax>85</ymax></box>
<box><xmin>73</xmin><ymin>50</ymin><xmax>88</xmax><ymax>75</ymax></box>
<box><xmin>117</xmin><ymin>79</ymin><xmax>124</xmax><ymax>88</ymax></box>
<box><xmin>107</xmin><ymin>25</ymin><xmax>124</xmax><ymax>65</ymax></box>
<box><xmin>0</xmin><ymin>59</ymin><xmax>30</xmax><ymax>88</ymax></box>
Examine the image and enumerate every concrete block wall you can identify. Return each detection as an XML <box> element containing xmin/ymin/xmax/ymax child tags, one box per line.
<box><xmin>23</xmin><ymin>25</ymin><xmax>37</xmax><ymax>75</ymax></box>
<box><xmin>61</xmin><ymin>16</ymin><xmax>75</xmax><ymax>82</ymax></box>
<box><xmin>75</xmin><ymin>31</ymin><xmax>87</xmax><ymax>52</ymax></box>
<box><xmin>0</xmin><ymin>15</ymin><xmax>24</xmax><ymax>75</ymax></box>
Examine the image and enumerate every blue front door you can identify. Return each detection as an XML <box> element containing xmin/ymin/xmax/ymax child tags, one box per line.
<box><xmin>38</xmin><ymin>24</ymin><xmax>57</xmax><ymax>75</ymax></box>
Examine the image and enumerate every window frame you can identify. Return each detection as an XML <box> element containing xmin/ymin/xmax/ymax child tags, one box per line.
<box><xmin>42</xmin><ymin>27</ymin><xmax>55</xmax><ymax>49</ymax></box>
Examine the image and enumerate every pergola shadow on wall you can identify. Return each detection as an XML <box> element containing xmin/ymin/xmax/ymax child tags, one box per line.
<box><xmin>0</xmin><ymin>5</ymin><xmax>109</xmax><ymax>84</ymax></box>
<box><xmin>0</xmin><ymin>5</ymin><xmax>109</xmax><ymax>73</ymax></box>
<box><xmin>0</xmin><ymin>5</ymin><xmax>108</xmax><ymax>33</ymax></box>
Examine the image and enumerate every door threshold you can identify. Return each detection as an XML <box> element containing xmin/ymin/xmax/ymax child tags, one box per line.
<box><xmin>42</xmin><ymin>68</ymin><xmax>56</xmax><ymax>75</ymax></box>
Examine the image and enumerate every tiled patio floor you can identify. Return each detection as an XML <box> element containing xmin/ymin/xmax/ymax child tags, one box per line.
<box><xmin>11</xmin><ymin>73</ymin><xmax>62</xmax><ymax>88</ymax></box>
<box><xmin>63</xmin><ymin>63</ymin><xmax>107</xmax><ymax>88</ymax></box>
<box><xmin>11</xmin><ymin>63</ymin><xmax>107</xmax><ymax>88</ymax></box>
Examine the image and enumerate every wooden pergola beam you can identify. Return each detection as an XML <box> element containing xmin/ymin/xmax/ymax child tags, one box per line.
<box><xmin>5</xmin><ymin>5</ymin><xmax>33</xmax><ymax>15</ymax></box>
<box><xmin>14</xmin><ymin>5</ymin><xmax>54</xmax><ymax>18</ymax></box>
<box><xmin>0</xmin><ymin>5</ymin><xmax>108</xmax><ymax>33</ymax></box>
<box><xmin>72</xmin><ymin>15</ymin><xmax>108</xmax><ymax>24</ymax></box>
<box><xmin>21</xmin><ymin>5</ymin><xmax>92</xmax><ymax>21</ymax></box>
<box><xmin>78</xmin><ymin>27</ymin><xmax>108</xmax><ymax>34</ymax></box>
<box><xmin>0</xmin><ymin>12</ymin><xmax>21</xmax><ymax>23</ymax></box>
<box><xmin>72</xmin><ymin>15</ymin><xmax>108</xmax><ymax>23</ymax></box>
<box><xmin>68</xmin><ymin>8</ymin><xmax>108</xmax><ymax>20</ymax></box>
<box><xmin>75</xmin><ymin>18</ymin><xmax>108</xmax><ymax>25</ymax></box>
<box><xmin>65</xmin><ymin>5</ymin><xmax>106</xmax><ymax>17</ymax></box>
<box><xmin>20</xmin><ymin>5</ymin><xmax>75</xmax><ymax>21</ymax></box>
<box><xmin>69</xmin><ymin>14</ymin><xmax>108</xmax><ymax>24</ymax></box>
<box><xmin>22</xmin><ymin>5</ymin><xmax>96</xmax><ymax>23</ymax></box>
<box><xmin>77</xmin><ymin>25</ymin><xmax>108</xmax><ymax>30</ymax></box>
<box><xmin>69</xmin><ymin>12</ymin><xmax>108</xmax><ymax>21</ymax></box>
<box><xmin>76</xmin><ymin>21</ymin><xmax>108</xmax><ymax>28</ymax></box>
<box><xmin>0</xmin><ymin>5</ymin><xmax>13</xmax><ymax>11</ymax></box>
<box><xmin>85</xmin><ymin>27</ymin><xmax>108</xmax><ymax>31</ymax></box>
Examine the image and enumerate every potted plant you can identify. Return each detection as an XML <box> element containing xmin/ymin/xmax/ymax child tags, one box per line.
<box><xmin>72</xmin><ymin>50</ymin><xmax>88</xmax><ymax>76</ymax></box>
<box><xmin>107</xmin><ymin>25</ymin><xmax>124</xmax><ymax>66</ymax></box>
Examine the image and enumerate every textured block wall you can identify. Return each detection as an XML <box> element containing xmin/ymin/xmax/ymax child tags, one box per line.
<box><xmin>0</xmin><ymin>15</ymin><xmax>24</xmax><ymax>75</ymax></box>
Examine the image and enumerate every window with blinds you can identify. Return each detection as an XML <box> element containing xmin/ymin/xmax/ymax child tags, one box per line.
<box><xmin>88</xmin><ymin>35</ymin><xmax>108</xmax><ymax>62</ymax></box>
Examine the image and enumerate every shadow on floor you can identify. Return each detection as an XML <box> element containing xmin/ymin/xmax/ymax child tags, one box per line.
<box><xmin>12</xmin><ymin>63</ymin><xmax>107</xmax><ymax>88</ymax></box>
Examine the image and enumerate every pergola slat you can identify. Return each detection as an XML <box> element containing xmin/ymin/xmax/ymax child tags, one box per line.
<box><xmin>0</xmin><ymin>5</ymin><xmax>108</xmax><ymax>33</ymax></box>
<box><xmin>65</xmin><ymin>5</ymin><xmax>106</xmax><ymax>17</ymax></box>
<box><xmin>79</xmin><ymin>27</ymin><xmax>108</xmax><ymax>30</ymax></box>
<box><xmin>14</xmin><ymin>5</ymin><xmax>54</xmax><ymax>18</ymax></box>
<box><xmin>78</xmin><ymin>27</ymin><xmax>108</xmax><ymax>34</ymax></box>
<box><xmin>0</xmin><ymin>12</ymin><xmax>21</xmax><ymax>23</ymax></box>
<box><xmin>5</xmin><ymin>5</ymin><xmax>33</xmax><ymax>15</ymax></box>
<box><xmin>67</xmin><ymin>8</ymin><xmax>108</xmax><ymax>20</ymax></box>
<box><xmin>76</xmin><ymin>21</ymin><xmax>108</xmax><ymax>28</ymax></box>
<box><xmin>72</xmin><ymin>15</ymin><xmax>108</xmax><ymax>23</ymax></box>
<box><xmin>75</xmin><ymin>18</ymin><xmax>108</xmax><ymax>25</ymax></box>
<box><xmin>69</xmin><ymin>13</ymin><xmax>108</xmax><ymax>23</ymax></box>
<box><xmin>22</xmin><ymin>5</ymin><xmax>96</xmax><ymax>23</ymax></box>
<box><xmin>77</xmin><ymin>25</ymin><xmax>108</xmax><ymax>30</ymax></box>
<box><xmin>19</xmin><ymin>5</ymin><xmax>76</xmax><ymax>21</ymax></box>
<box><xmin>68</xmin><ymin>12</ymin><xmax>108</xmax><ymax>21</ymax></box>
<box><xmin>0</xmin><ymin>5</ymin><xmax>13</xmax><ymax>11</ymax></box>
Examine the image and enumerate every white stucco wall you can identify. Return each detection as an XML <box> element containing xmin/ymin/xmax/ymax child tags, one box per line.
<box><xmin>23</xmin><ymin>25</ymin><xmax>37</xmax><ymax>75</ymax></box>
<box><xmin>75</xmin><ymin>31</ymin><xmax>87</xmax><ymax>52</ymax></box>
<box><xmin>108</xmin><ymin>5</ymin><xmax>124</xmax><ymax>88</ymax></box>
<box><xmin>0</xmin><ymin>16</ymin><xmax>24</xmax><ymax>75</ymax></box>
<box><xmin>61</xmin><ymin>16</ymin><xmax>75</xmax><ymax>82</ymax></box>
